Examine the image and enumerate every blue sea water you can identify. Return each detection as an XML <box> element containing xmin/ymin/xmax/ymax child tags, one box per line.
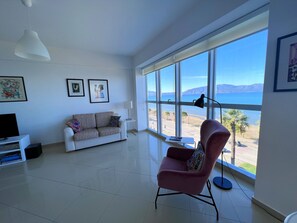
<box><xmin>148</xmin><ymin>92</ymin><xmax>262</xmax><ymax>124</ymax></box>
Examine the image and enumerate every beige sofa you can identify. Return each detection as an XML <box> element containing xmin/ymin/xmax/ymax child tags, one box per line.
<box><xmin>64</xmin><ymin>111</ymin><xmax>127</xmax><ymax>152</ymax></box>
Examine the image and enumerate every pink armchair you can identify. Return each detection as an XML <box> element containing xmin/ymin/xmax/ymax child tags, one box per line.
<box><xmin>155</xmin><ymin>119</ymin><xmax>230</xmax><ymax>220</ymax></box>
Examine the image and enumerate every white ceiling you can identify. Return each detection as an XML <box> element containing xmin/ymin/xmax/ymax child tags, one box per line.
<box><xmin>0</xmin><ymin>0</ymin><xmax>200</xmax><ymax>56</ymax></box>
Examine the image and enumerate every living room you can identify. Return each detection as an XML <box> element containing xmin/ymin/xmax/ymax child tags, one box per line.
<box><xmin>0</xmin><ymin>0</ymin><xmax>296</xmax><ymax>222</ymax></box>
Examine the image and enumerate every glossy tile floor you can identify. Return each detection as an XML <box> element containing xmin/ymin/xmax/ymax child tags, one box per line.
<box><xmin>0</xmin><ymin>131</ymin><xmax>282</xmax><ymax>223</ymax></box>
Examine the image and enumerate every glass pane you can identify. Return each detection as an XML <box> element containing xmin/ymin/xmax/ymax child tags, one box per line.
<box><xmin>218</xmin><ymin>108</ymin><xmax>261</xmax><ymax>175</ymax></box>
<box><xmin>215</xmin><ymin>30</ymin><xmax>267</xmax><ymax>105</ymax></box>
<box><xmin>148</xmin><ymin>103</ymin><xmax>157</xmax><ymax>131</ymax></box>
<box><xmin>160</xmin><ymin>65</ymin><xmax>175</xmax><ymax>102</ymax></box>
<box><xmin>146</xmin><ymin>72</ymin><xmax>156</xmax><ymax>101</ymax></box>
<box><xmin>180</xmin><ymin>52</ymin><xmax>208</xmax><ymax>102</ymax></box>
<box><xmin>181</xmin><ymin>105</ymin><xmax>206</xmax><ymax>142</ymax></box>
<box><xmin>161</xmin><ymin>104</ymin><xmax>175</xmax><ymax>136</ymax></box>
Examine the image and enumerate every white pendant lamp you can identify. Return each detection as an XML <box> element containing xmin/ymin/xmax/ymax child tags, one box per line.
<box><xmin>15</xmin><ymin>30</ymin><xmax>50</xmax><ymax>61</ymax></box>
<box><xmin>15</xmin><ymin>0</ymin><xmax>50</xmax><ymax>61</ymax></box>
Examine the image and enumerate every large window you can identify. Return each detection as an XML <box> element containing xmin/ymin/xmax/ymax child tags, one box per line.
<box><xmin>160</xmin><ymin>65</ymin><xmax>176</xmax><ymax>136</ymax></box>
<box><xmin>215</xmin><ymin>30</ymin><xmax>267</xmax><ymax>174</ymax></box>
<box><xmin>147</xmin><ymin>72</ymin><xmax>157</xmax><ymax>132</ymax></box>
<box><xmin>145</xmin><ymin>29</ymin><xmax>268</xmax><ymax>176</ymax></box>
<box><xmin>215</xmin><ymin>31</ymin><xmax>267</xmax><ymax>105</ymax></box>
<box><xmin>180</xmin><ymin>53</ymin><xmax>208</xmax><ymax>139</ymax></box>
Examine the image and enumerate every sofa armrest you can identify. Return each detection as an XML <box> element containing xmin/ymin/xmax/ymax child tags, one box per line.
<box><xmin>119</xmin><ymin>120</ymin><xmax>127</xmax><ymax>139</ymax></box>
<box><xmin>64</xmin><ymin>127</ymin><xmax>76</xmax><ymax>152</ymax></box>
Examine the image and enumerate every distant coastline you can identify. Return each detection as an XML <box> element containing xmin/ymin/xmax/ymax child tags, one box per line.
<box><xmin>147</xmin><ymin>84</ymin><xmax>263</xmax><ymax>125</ymax></box>
<box><xmin>148</xmin><ymin>83</ymin><xmax>263</xmax><ymax>97</ymax></box>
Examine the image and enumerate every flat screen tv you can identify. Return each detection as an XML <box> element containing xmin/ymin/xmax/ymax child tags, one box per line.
<box><xmin>0</xmin><ymin>114</ymin><xmax>19</xmax><ymax>140</ymax></box>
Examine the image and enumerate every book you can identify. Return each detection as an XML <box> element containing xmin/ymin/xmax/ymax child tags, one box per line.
<box><xmin>169</xmin><ymin>136</ymin><xmax>182</xmax><ymax>141</ymax></box>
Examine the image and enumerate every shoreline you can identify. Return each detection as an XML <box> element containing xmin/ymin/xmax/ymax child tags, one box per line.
<box><xmin>149</xmin><ymin>111</ymin><xmax>260</xmax><ymax>167</ymax></box>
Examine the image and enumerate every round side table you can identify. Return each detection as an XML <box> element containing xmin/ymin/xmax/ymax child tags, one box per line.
<box><xmin>285</xmin><ymin>212</ymin><xmax>297</xmax><ymax>223</ymax></box>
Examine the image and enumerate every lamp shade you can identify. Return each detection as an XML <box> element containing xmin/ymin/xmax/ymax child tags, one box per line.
<box><xmin>125</xmin><ymin>100</ymin><xmax>133</xmax><ymax>109</ymax></box>
<box><xmin>194</xmin><ymin>94</ymin><xmax>205</xmax><ymax>108</ymax></box>
<box><xmin>15</xmin><ymin>30</ymin><xmax>50</xmax><ymax>61</ymax></box>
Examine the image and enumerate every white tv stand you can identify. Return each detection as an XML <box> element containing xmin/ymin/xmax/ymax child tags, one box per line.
<box><xmin>0</xmin><ymin>135</ymin><xmax>30</xmax><ymax>166</ymax></box>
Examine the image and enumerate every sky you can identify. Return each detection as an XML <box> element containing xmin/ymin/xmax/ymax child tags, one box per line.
<box><xmin>147</xmin><ymin>30</ymin><xmax>268</xmax><ymax>93</ymax></box>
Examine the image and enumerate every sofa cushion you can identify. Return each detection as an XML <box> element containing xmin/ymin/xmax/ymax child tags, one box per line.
<box><xmin>97</xmin><ymin>126</ymin><xmax>120</xmax><ymax>137</ymax></box>
<box><xmin>73</xmin><ymin>128</ymin><xmax>99</xmax><ymax>141</ymax></box>
<box><xmin>73</xmin><ymin>113</ymin><xmax>96</xmax><ymax>130</ymax></box>
<box><xmin>95</xmin><ymin>112</ymin><xmax>114</xmax><ymax>127</ymax></box>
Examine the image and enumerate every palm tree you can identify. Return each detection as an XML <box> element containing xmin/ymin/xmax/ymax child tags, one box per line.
<box><xmin>182</xmin><ymin>111</ymin><xmax>188</xmax><ymax>123</ymax></box>
<box><xmin>222</xmin><ymin>109</ymin><xmax>248</xmax><ymax>164</ymax></box>
<box><xmin>165</xmin><ymin>111</ymin><xmax>170</xmax><ymax>120</ymax></box>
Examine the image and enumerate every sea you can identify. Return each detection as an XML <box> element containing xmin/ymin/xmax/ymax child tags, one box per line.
<box><xmin>147</xmin><ymin>92</ymin><xmax>262</xmax><ymax>125</ymax></box>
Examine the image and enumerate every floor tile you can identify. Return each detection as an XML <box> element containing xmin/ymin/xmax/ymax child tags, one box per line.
<box><xmin>80</xmin><ymin>167</ymin><xmax>127</xmax><ymax>194</ymax></box>
<box><xmin>234</xmin><ymin>205</ymin><xmax>282</xmax><ymax>223</ymax></box>
<box><xmin>117</xmin><ymin>172</ymin><xmax>157</xmax><ymax>202</ymax></box>
<box><xmin>55</xmin><ymin>189</ymin><xmax>115</xmax><ymax>223</ymax></box>
<box><xmin>0</xmin><ymin>204</ymin><xmax>53</xmax><ymax>223</ymax></box>
<box><xmin>98</xmin><ymin>196</ymin><xmax>150</xmax><ymax>223</ymax></box>
<box><xmin>190</xmin><ymin>211</ymin><xmax>240</xmax><ymax>223</ymax></box>
<box><xmin>0</xmin><ymin>177</ymin><xmax>81</xmax><ymax>220</ymax></box>
<box><xmin>144</xmin><ymin>204</ymin><xmax>192</xmax><ymax>223</ymax></box>
<box><xmin>0</xmin><ymin>131</ymin><xmax>283</xmax><ymax>223</ymax></box>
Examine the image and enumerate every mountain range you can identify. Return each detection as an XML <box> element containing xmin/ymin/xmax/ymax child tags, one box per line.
<box><xmin>148</xmin><ymin>84</ymin><xmax>263</xmax><ymax>96</ymax></box>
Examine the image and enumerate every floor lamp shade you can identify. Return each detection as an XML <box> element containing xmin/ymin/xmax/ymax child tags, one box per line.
<box><xmin>15</xmin><ymin>30</ymin><xmax>50</xmax><ymax>61</ymax></box>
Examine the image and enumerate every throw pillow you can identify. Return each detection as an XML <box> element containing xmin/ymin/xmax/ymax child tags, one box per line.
<box><xmin>186</xmin><ymin>141</ymin><xmax>205</xmax><ymax>172</ymax></box>
<box><xmin>108</xmin><ymin>116</ymin><xmax>121</xmax><ymax>127</ymax></box>
<box><xmin>66</xmin><ymin>118</ymin><xmax>81</xmax><ymax>133</ymax></box>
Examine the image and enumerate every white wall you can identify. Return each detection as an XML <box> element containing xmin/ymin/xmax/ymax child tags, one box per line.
<box><xmin>254</xmin><ymin>0</ymin><xmax>297</xmax><ymax>217</ymax></box>
<box><xmin>0</xmin><ymin>41</ymin><xmax>133</xmax><ymax>145</ymax></box>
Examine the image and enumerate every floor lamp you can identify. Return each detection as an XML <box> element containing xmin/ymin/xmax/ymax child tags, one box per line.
<box><xmin>194</xmin><ymin>94</ymin><xmax>232</xmax><ymax>190</ymax></box>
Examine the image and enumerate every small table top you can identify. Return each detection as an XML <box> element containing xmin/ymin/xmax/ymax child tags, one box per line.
<box><xmin>285</xmin><ymin>212</ymin><xmax>297</xmax><ymax>223</ymax></box>
<box><xmin>125</xmin><ymin>118</ymin><xmax>136</xmax><ymax>123</ymax></box>
<box><xmin>165</xmin><ymin>136</ymin><xmax>195</xmax><ymax>145</ymax></box>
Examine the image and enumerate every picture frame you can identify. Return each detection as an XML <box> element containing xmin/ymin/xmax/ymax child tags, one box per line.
<box><xmin>66</xmin><ymin>78</ymin><xmax>85</xmax><ymax>97</ymax></box>
<box><xmin>88</xmin><ymin>79</ymin><xmax>109</xmax><ymax>103</ymax></box>
<box><xmin>274</xmin><ymin>31</ymin><xmax>297</xmax><ymax>92</ymax></box>
<box><xmin>0</xmin><ymin>76</ymin><xmax>27</xmax><ymax>102</ymax></box>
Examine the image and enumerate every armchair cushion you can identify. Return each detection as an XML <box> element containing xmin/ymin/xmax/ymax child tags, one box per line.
<box><xmin>186</xmin><ymin>141</ymin><xmax>205</xmax><ymax>171</ymax></box>
<box><xmin>158</xmin><ymin>161</ymin><xmax>207</xmax><ymax>194</ymax></box>
<box><xmin>159</xmin><ymin>157</ymin><xmax>187</xmax><ymax>172</ymax></box>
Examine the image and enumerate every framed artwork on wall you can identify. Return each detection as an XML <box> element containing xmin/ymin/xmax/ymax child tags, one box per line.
<box><xmin>88</xmin><ymin>79</ymin><xmax>109</xmax><ymax>103</ymax></box>
<box><xmin>0</xmin><ymin>76</ymin><xmax>27</xmax><ymax>102</ymax></box>
<box><xmin>274</xmin><ymin>31</ymin><xmax>297</xmax><ymax>92</ymax></box>
<box><xmin>66</xmin><ymin>78</ymin><xmax>85</xmax><ymax>97</ymax></box>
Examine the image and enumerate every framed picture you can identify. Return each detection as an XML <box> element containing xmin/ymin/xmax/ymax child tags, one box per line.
<box><xmin>274</xmin><ymin>31</ymin><xmax>297</xmax><ymax>92</ymax></box>
<box><xmin>66</xmin><ymin>79</ymin><xmax>85</xmax><ymax>97</ymax></box>
<box><xmin>0</xmin><ymin>76</ymin><xmax>27</xmax><ymax>102</ymax></box>
<box><xmin>88</xmin><ymin>79</ymin><xmax>109</xmax><ymax>103</ymax></box>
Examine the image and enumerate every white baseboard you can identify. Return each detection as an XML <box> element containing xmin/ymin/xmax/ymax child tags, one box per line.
<box><xmin>252</xmin><ymin>196</ymin><xmax>285</xmax><ymax>222</ymax></box>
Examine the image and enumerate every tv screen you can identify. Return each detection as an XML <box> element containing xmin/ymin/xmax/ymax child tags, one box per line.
<box><xmin>0</xmin><ymin>114</ymin><xmax>19</xmax><ymax>139</ymax></box>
